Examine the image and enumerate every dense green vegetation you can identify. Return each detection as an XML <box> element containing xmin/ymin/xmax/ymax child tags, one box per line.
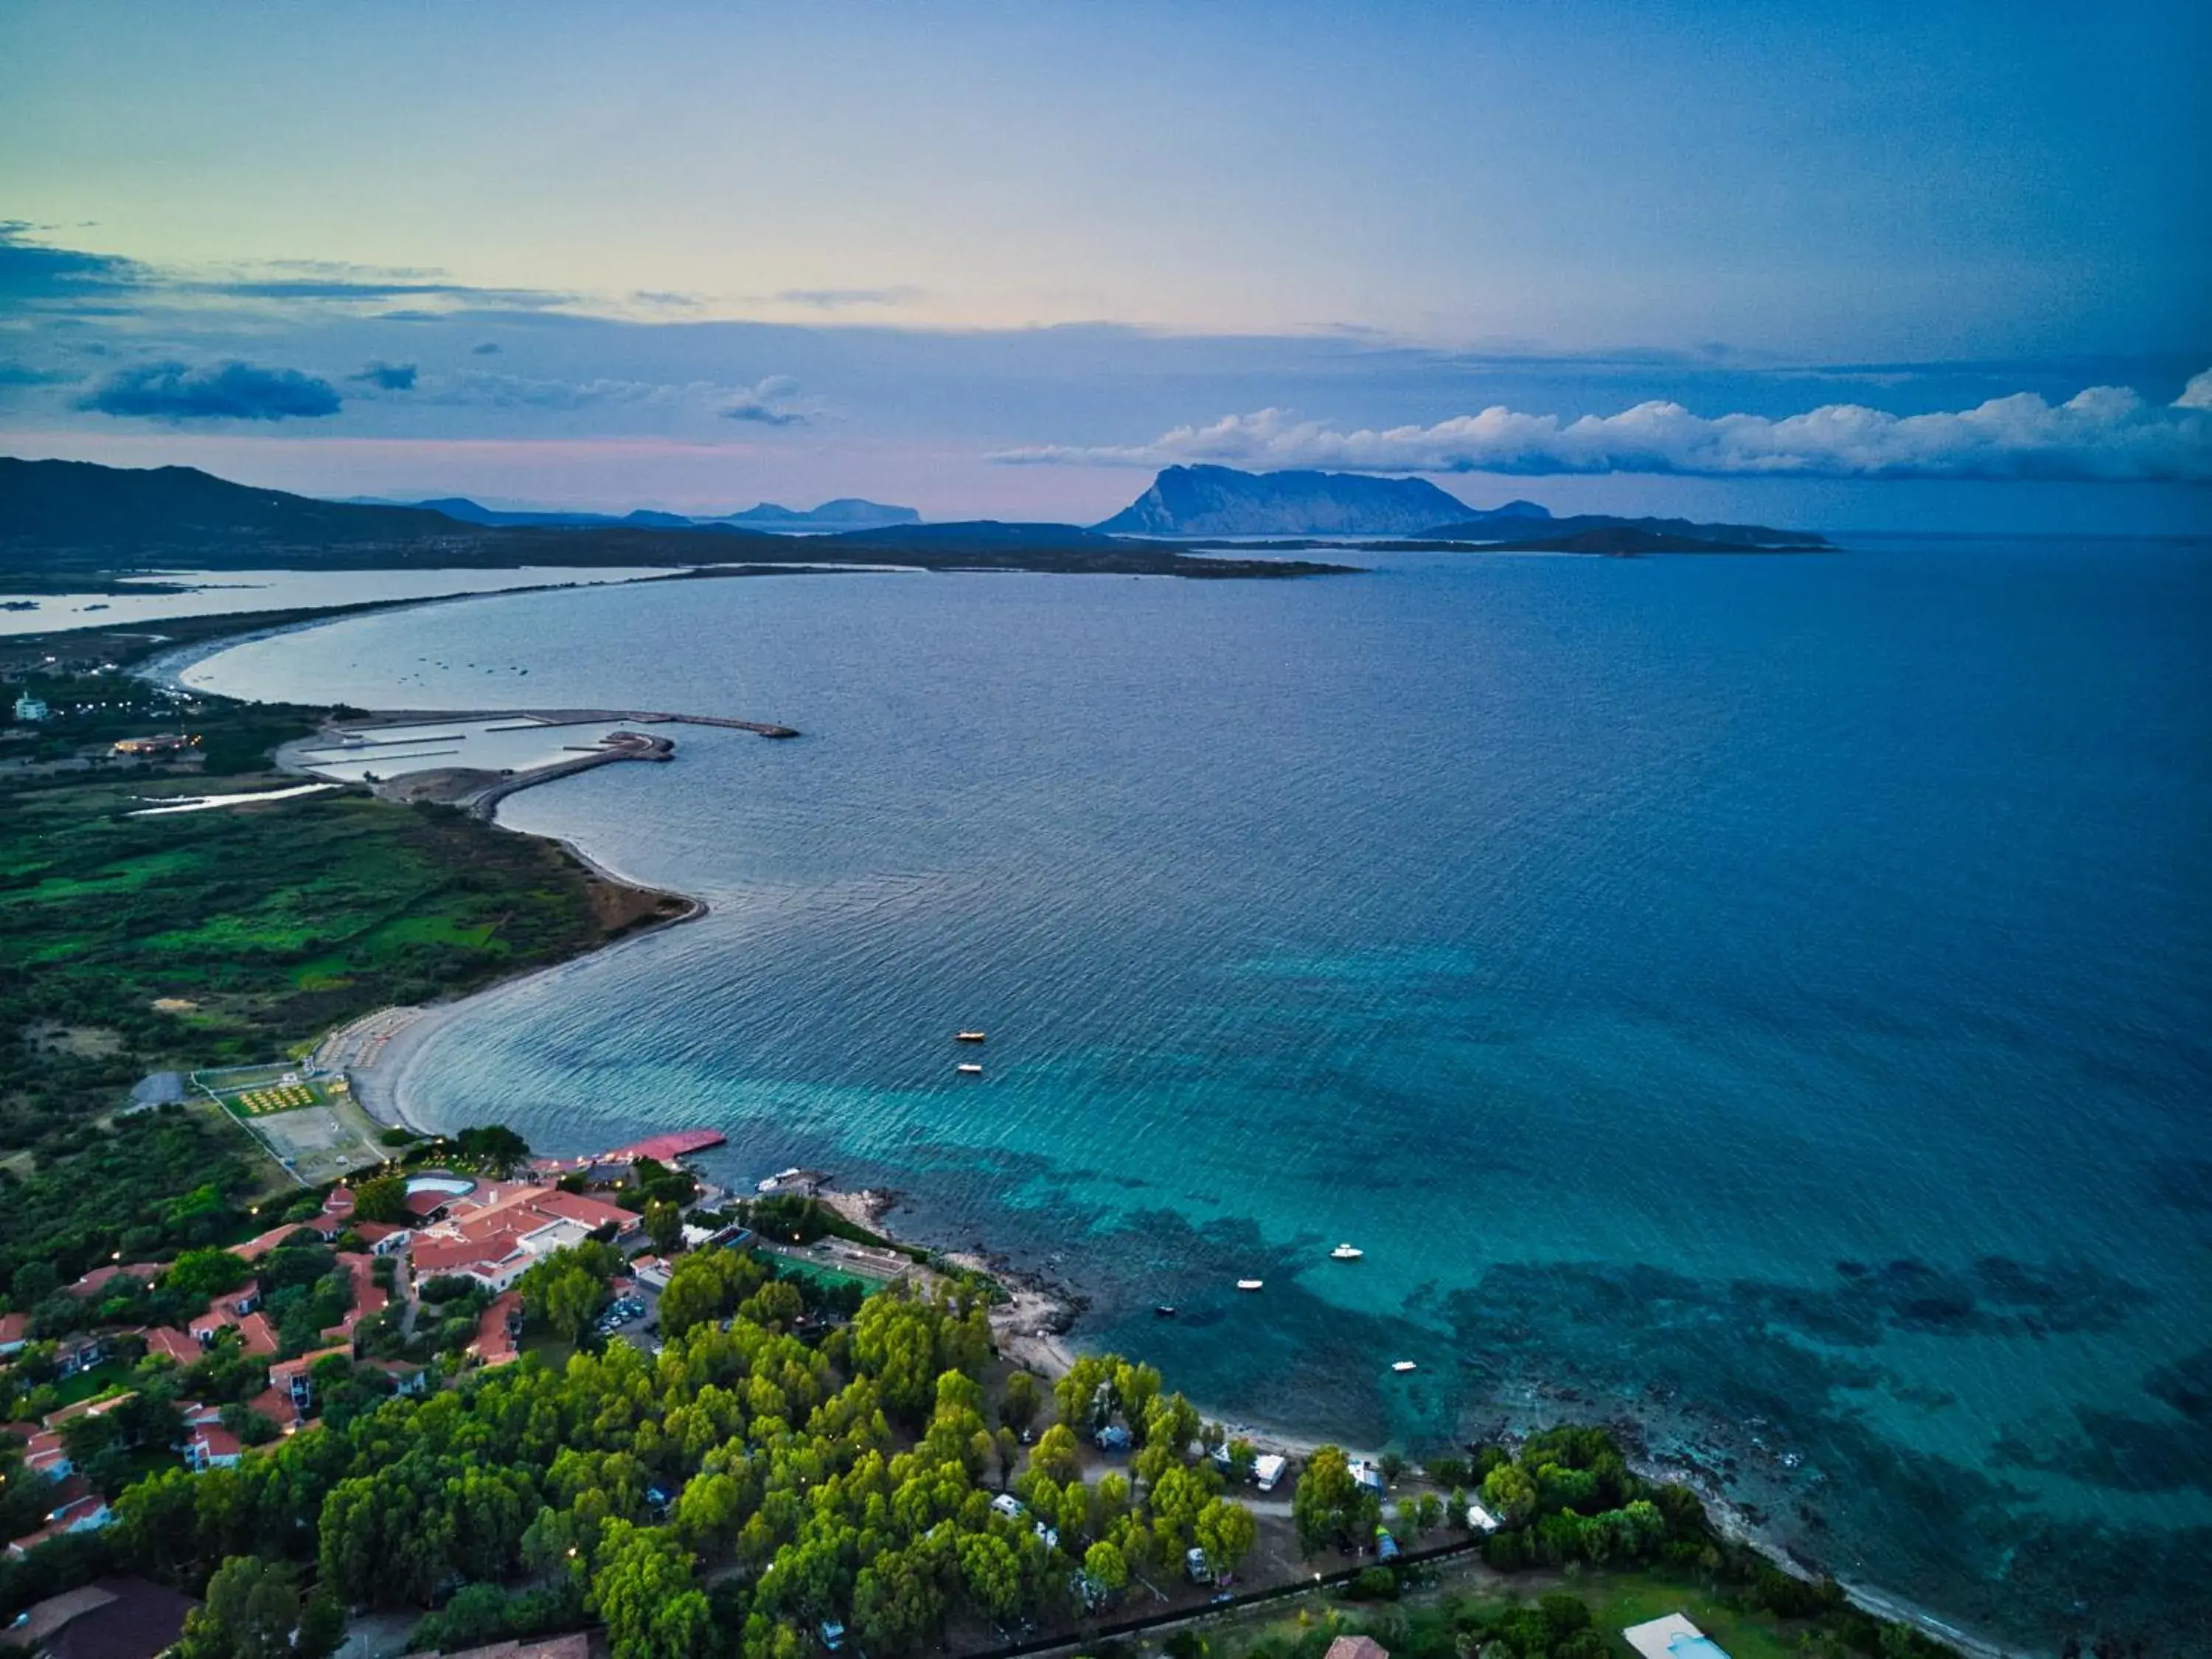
<box><xmin>0</xmin><ymin>1107</ymin><xmax>262</xmax><ymax>1306</ymax></box>
<box><xmin>0</xmin><ymin>775</ymin><xmax>628</xmax><ymax>1148</ymax></box>
<box><xmin>1</xmin><ymin>1261</ymin><xmax>1271</xmax><ymax>1659</ymax></box>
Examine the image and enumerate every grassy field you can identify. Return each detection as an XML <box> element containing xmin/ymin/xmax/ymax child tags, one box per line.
<box><xmin>1213</xmin><ymin>1561</ymin><xmax>1854</xmax><ymax>1659</ymax></box>
<box><xmin>0</xmin><ymin>768</ymin><xmax>678</xmax><ymax>1150</ymax></box>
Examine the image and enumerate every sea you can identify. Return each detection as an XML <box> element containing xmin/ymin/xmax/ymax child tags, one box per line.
<box><xmin>178</xmin><ymin>537</ymin><xmax>2212</xmax><ymax>1651</ymax></box>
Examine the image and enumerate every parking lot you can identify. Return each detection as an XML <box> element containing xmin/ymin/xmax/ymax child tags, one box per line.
<box><xmin>599</xmin><ymin>1285</ymin><xmax>661</xmax><ymax>1354</ymax></box>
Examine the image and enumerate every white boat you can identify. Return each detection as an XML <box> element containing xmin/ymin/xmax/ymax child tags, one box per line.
<box><xmin>1329</xmin><ymin>1243</ymin><xmax>1363</xmax><ymax>1261</ymax></box>
<box><xmin>757</xmin><ymin>1166</ymin><xmax>802</xmax><ymax>1193</ymax></box>
<box><xmin>956</xmin><ymin>1031</ymin><xmax>987</xmax><ymax>1043</ymax></box>
<box><xmin>956</xmin><ymin>1062</ymin><xmax>984</xmax><ymax>1076</ymax></box>
<box><xmin>1236</xmin><ymin>1278</ymin><xmax>1264</xmax><ymax>1292</ymax></box>
<box><xmin>1391</xmin><ymin>1360</ymin><xmax>1417</xmax><ymax>1373</ymax></box>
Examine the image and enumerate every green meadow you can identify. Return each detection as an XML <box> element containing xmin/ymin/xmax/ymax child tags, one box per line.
<box><xmin>0</xmin><ymin>774</ymin><xmax>630</xmax><ymax>1150</ymax></box>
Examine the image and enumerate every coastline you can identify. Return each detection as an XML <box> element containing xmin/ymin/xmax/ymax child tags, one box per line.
<box><xmin>145</xmin><ymin>591</ymin><xmax>2027</xmax><ymax>1659</ymax></box>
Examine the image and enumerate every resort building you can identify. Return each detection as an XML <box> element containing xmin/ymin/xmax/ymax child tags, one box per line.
<box><xmin>470</xmin><ymin>1293</ymin><xmax>524</xmax><ymax>1368</ymax></box>
<box><xmin>10</xmin><ymin>694</ymin><xmax>47</xmax><ymax>723</ymax></box>
<box><xmin>268</xmin><ymin>1347</ymin><xmax>349</xmax><ymax>1420</ymax></box>
<box><xmin>142</xmin><ymin>1327</ymin><xmax>200</xmax><ymax>1366</ymax></box>
<box><xmin>408</xmin><ymin>1184</ymin><xmax>638</xmax><ymax>1291</ymax></box>
<box><xmin>185</xmin><ymin>1425</ymin><xmax>243</xmax><ymax>1472</ymax></box>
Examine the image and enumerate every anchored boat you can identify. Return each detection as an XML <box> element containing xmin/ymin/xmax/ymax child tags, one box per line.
<box><xmin>1391</xmin><ymin>1360</ymin><xmax>1417</xmax><ymax>1374</ymax></box>
<box><xmin>1236</xmin><ymin>1279</ymin><xmax>1264</xmax><ymax>1292</ymax></box>
<box><xmin>956</xmin><ymin>1031</ymin><xmax>987</xmax><ymax>1042</ymax></box>
<box><xmin>956</xmin><ymin>1062</ymin><xmax>984</xmax><ymax>1076</ymax></box>
<box><xmin>1329</xmin><ymin>1243</ymin><xmax>1364</xmax><ymax>1261</ymax></box>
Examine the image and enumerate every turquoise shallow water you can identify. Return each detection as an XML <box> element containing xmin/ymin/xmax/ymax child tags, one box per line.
<box><xmin>185</xmin><ymin>539</ymin><xmax>2212</xmax><ymax>1647</ymax></box>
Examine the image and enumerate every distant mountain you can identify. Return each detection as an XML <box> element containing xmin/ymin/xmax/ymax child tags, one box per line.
<box><xmin>724</xmin><ymin>498</ymin><xmax>919</xmax><ymax>529</ymax></box>
<box><xmin>1</xmin><ymin>458</ymin><xmax>1348</xmax><ymax>582</ymax></box>
<box><xmin>1096</xmin><ymin>465</ymin><xmax>1519</xmax><ymax>537</ymax></box>
<box><xmin>409</xmin><ymin>498</ymin><xmax>693</xmax><ymax>529</ymax></box>
<box><xmin>408</xmin><ymin>495</ymin><xmax>920</xmax><ymax>531</ymax></box>
<box><xmin>1419</xmin><ymin>512</ymin><xmax>1829</xmax><ymax>551</ymax></box>
<box><xmin>3</xmin><ymin>458</ymin><xmax>464</xmax><ymax>547</ymax></box>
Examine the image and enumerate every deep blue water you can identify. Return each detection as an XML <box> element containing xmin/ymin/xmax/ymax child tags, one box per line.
<box><xmin>186</xmin><ymin>539</ymin><xmax>2212</xmax><ymax>1648</ymax></box>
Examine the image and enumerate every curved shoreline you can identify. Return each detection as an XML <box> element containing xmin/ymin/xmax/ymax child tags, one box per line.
<box><xmin>159</xmin><ymin>591</ymin><xmax>2027</xmax><ymax>1659</ymax></box>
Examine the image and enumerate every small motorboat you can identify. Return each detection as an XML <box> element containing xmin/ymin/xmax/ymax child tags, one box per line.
<box><xmin>956</xmin><ymin>1062</ymin><xmax>984</xmax><ymax>1076</ymax></box>
<box><xmin>1154</xmin><ymin>1305</ymin><xmax>1178</xmax><ymax>1318</ymax></box>
<box><xmin>1236</xmin><ymin>1279</ymin><xmax>1264</xmax><ymax>1293</ymax></box>
<box><xmin>956</xmin><ymin>1031</ymin><xmax>987</xmax><ymax>1043</ymax></box>
<box><xmin>1329</xmin><ymin>1243</ymin><xmax>1364</xmax><ymax>1261</ymax></box>
<box><xmin>1391</xmin><ymin>1360</ymin><xmax>1418</xmax><ymax>1374</ymax></box>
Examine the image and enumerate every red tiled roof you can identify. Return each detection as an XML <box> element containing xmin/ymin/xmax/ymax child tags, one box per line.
<box><xmin>320</xmin><ymin>1254</ymin><xmax>389</xmax><ymax>1340</ymax></box>
<box><xmin>234</xmin><ymin>1313</ymin><xmax>279</xmax><ymax>1357</ymax></box>
<box><xmin>470</xmin><ymin>1293</ymin><xmax>521</xmax><ymax>1367</ymax></box>
<box><xmin>268</xmin><ymin>1346</ymin><xmax>349</xmax><ymax>1388</ymax></box>
<box><xmin>407</xmin><ymin>1183</ymin><xmax>637</xmax><ymax>1283</ymax></box>
<box><xmin>233</xmin><ymin>1225</ymin><xmax>309</xmax><ymax>1262</ymax></box>
<box><xmin>143</xmin><ymin>1329</ymin><xmax>198</xmax><ymax>1366</ymax></box>
<box><xmin>0</xmin><ymin>1312</ymin><xmax>28</xmax><ymax>1346</ymax></box>
<box><xmin>62</xmin><ymin>1264</ymin><xmax>160</xmax><ymax>1298</ymax></box>
<box><xmin>43</xmin><ymin>1394</ymin><xmax>132</xmax><ymax>1430</ymax></box>
<box><xmin>191</xmin><ymin>1425</ymin><xmax>242</xmax><ymax>1461</ymax></box>
<box><xmin>244</xmin><ymin>1388</ymin><xmax>291</xmax><ymax>1430</ymax></box>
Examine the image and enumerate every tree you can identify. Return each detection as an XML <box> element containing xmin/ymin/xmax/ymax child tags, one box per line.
<box><xmin>1085</xmin><ymin>1536</ymin><xmax>1129</xmax><ymax>1588</ymax></box>
<box><xmin>525</xmin><ymin>1262</ymin><xmax>601</xmax><ymax>1346</ymax></box>
<box><xmin>1030</xmin><ymin>1422</ymin><xmax>1082</xmax><ymax>1485</ymax></box>
<box><xmin>851</xmin><ymin>1545</ymin><xmax>946</xmax><ymax>1655</ymax></box>
<box><xmin>1194</xmin><ymin>1497</ymin><xmax>1256</xmax><ymax>1580</ymax></box>
<box><xmin>1293</xmin><ymin>1445</ymin><xmax>1376</xmax><ymax>1555</ymax></box>
<box><xmin>1000</xmin><ymin>1370</ymin><xmax>1040</xmax><ymax>1433</ymax></box>
<box><xmin>1480</xmin><ymin>1461</ymin><xmax>1539</xmax><ymax>1525</ymax></box>
<box><xmin>955</xmin><ymin>1531</ymin><xmax>1021</xmax><ymax>1621</ymax></box>
<box><xmin>1113</xmin><ymin>1361</ymin><xmax>1162</xmax><ymax>1436</ymax></box>
<box><xmin>1225</xmin><ymin>1437</ymin><xmax>1258</xmax><ymax>1483</ymax></box>
<box><xmin>349</xmin><ymin>1175</ymin><xmax>407</xmax><ymax>1225</ymax></box>
<box><xmin>178</xmin><ymin>1556</ymin><xmax>302</xmax><ymax>1659</ymax></box>
<box><xmin>162</xmin><ymin>1248</ymin><xmax>251</xmax><ymax>1302</ymax></box>
<box><xmin>1143</xmin><ymin>1392</ymin><xmax>1200</xmax><ymax>1462</ymax></box>
<box><xmin>643</xmin><ymin>1199</ymin><xmax>683</xmax><ymax>1258</ymax></box>
<box><xmin>455</xmin><ymin>1124</ymin><xmax>531</xmax><ymax>1173</ymax></box>
<box><xmin>295</xmin><ymin>1589</ymin><xmax>346</xmax><ymax>1659</ymax></box>
<box><xmin>591</xmin><ymin>1521</ymin><xmax>712</xmax><ymax>1659</ymax></box>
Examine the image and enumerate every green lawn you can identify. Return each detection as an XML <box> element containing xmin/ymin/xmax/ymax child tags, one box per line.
<box><xmin>0</xmin><ymin>773</ymin><xmax>648</xmax><ymax>1150</ymax></box>
<box><xmin>46</xmin><ymin>1358</ymin><xmax>132</xmax><ymax>1409</ymax></box>
<box><xmin>1573</xmin><ymin>1572</ymin><xmax>1804</xmax><ymax>1659</ymax></box>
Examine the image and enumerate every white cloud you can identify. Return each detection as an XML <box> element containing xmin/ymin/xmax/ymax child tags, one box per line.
<box><xmin>992</xmin><ymin>371</ymin><xmax>2212</xmax><ymax>482</ymax></box>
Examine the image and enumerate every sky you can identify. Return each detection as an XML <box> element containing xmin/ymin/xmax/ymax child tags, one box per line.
<box><xmin>2</xmin><ymin>1</ymin><xmax>2208</xmax><ymax>531</ymax></box>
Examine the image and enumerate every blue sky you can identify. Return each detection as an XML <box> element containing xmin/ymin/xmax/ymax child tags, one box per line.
<box><xmin>2</xmin><ymin>1</ymin><xmax>2207</xmax><ymax>529</ymax></box>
